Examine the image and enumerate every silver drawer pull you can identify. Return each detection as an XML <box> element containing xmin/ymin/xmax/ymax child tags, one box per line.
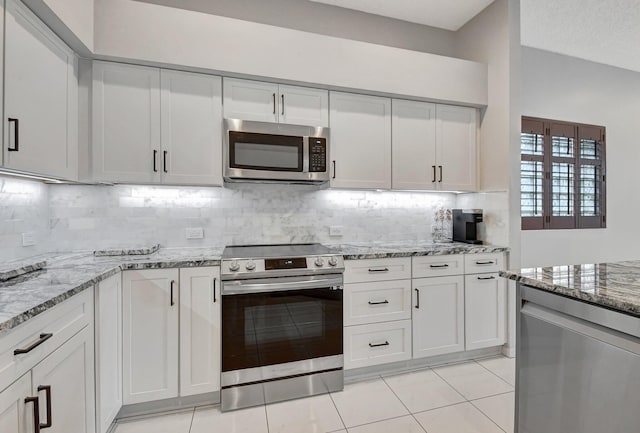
<box><xmin>369</xmin><ymin>341</ymin><xmax>390</xmax><ymax>348</ymax></box>
<box><xmin>475</xmin><ymin>261</ymin><xmax>495</xmax><ymax>265</ymax></box>
<box><xmin>368</xmin><ymin>267</ymin><xmax>389</xmax><ymax>273</ymax></box>
<box><xmin>368</xmin><ymin>300</ymin><xmax>389</xmax><ymax>305</ymax></box>
<box><xmin>429</xmin><ymin>264</ymin><xmax>449</xmax><ymax>268</ymax></box>
<box><xmin>477</xmin><ymin>275</ymin><xmax>496</xmax><ymax>280</ymax></box>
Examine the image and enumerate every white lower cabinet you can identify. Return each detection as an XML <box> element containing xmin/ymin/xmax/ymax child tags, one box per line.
<box><xmin>0</xmin><ymin>373</ymin><xmax>31</xmax><ymax>433</ymax></box>
<box><xmin>344</xmin><ymin>320</ymin><xmax>412</xmax><ymax>369</ymax></box>
<box><xmin>179</xmin><ymin>267</ymin><xmax>221</xmax><ymax>397</ymax></box>
<box><xmin>412</xmin><ymin>276</ymin><xmax>465</xmax><ymax>359</ymax></box>
<box><xmin>465</xmin><ymin>273</ymin><xmax>506</xmax><ymax>350</ymax></box>
<box><xmin>31</xmin><ymin>326</ymin><xmax>96</xmax><ymax>433</ymax></box>
<box><xmin>95</xmin><ymin>274</ymin><xmax>122</xmax><ymax>433</ymax></box>
<box><xmin>122</xmin><ymin>269</ymin><xmax>179</xmax><ymax>404</ymax></box>
<box><xmin>344</xmin><ymin>279</ymin><xmax>412</xmax><ymax>326</ymax></box>
<box><xmin>122</xmin><ymin>267</ymin><xmax>221</xmax><ymax>405</ymax></box>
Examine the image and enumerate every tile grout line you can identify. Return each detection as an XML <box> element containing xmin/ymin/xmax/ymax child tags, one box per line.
<box><xmin>187</xmin><ymin>407</ymin><xmax>195</xmax><ymax>433</ymax></box>
<box><xmin>469</xmin><ymin>398</ymin><xmax>509</xmax><ymax>433</ymax></box>
<box><xmin>380</xmin><ymin>374</ymin><xmax>428</xmax><ymax>433</ymax></box>
<box><xmin>473</xmin><ymin>358</ymin><xmax>515</xmax><ymax>388</ymax></box>
<box><xmin>328</xmin><ymin>388</ymin><xmax>349</xmax><ymax>432</ymax></box>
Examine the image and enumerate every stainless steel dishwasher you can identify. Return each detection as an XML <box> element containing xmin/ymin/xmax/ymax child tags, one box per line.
<box><xmin>517</xmin><ymin>285</ymin><xmax>640</xmax><ymax>433</ymax></box>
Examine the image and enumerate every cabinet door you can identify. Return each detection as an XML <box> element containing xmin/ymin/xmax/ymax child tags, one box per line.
<box><xmin>4</xmin><ymin>0</ymin><xmax>77</xmax><ymax>179</ymax></box>
<box><xmin>92</xmin><ymin>61</ymin><xmax>161</xmax><ymax>183</ymax></box>
<box><xmin>329</xmin><ymin>92</ymin><xmax>392</xmax><ymax>189</ymax></box>
<box><xmin>435</xmin><ymin>105</ymin><xmax>477</xmax><ymax>191</ymax></box>
<box><xmin>179</xmin><ymin>267</ymin><xmax>221</xmax><ymax>396</ymax></box>
<box><xmin>0</xmin><ymin>373</ymin><xmax>31</xmax><ymax>433</ymax></box>
<box><xmin>31</xmin><ymin>326</ymin><xmax>96</xmax><ymax>433</ymax></box>
<box><xmin>392</xmin><ymin>99</ymin><xmax>437</xmax><ymax>190</ymax></box>
<box><xmin>465</xmin><ymin>273</ymin><xmax>506</xmax><ymax>350</ymax></box>
<box><xmin>161</xmin><ymin>70</ymin><xmax>223</xmax><ymax>185</ymax></box>
<box><xmin>95</xmin><ymin>275</ymin><xmax>122</xmax><ymax>433</ymax></box>
<box><xmin>412</xmin><ymin>276</ymin><xmax>464</xmax><ymax>359</ymax></box>
<box><xmin>122</xmin><ymin>269</ymin><xmax>179</xmax><ymax>404</ymax></box>
<box><xmin>279</xmin><ymin>85</ymin><xmax>329</xmax><ymax>127</ymax></box>
<box><xmin>223</xmin><ymin>78</ymin><xmax>278</xmax><ymax>123</ymax></box>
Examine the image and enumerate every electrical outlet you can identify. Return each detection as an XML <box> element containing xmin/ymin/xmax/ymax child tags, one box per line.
<box><xmin>185</xmin><ymin>227</ymin><xmax>204</xmax><ymax>240</ymax></box>
<box><xmin>329</xmin><ymin>225</ymin><xmax>344</xmax><ymax>237</ymax></box>
<box><xmin>22</xmin><ymin>232</ymin><xmax>36</xmax><ymax>247</ymax></box>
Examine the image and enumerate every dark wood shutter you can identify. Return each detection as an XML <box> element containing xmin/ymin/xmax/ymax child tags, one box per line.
<box><xmin>521</xmin><ymin>116</ymin><xmax>606</xmax><ymax>230</ymax></box>
<box><xmin>521</xmin><ymin>118</ymin><xmax>545</xmax><ymax>230</ymax></box>
<box><xmin>577</xmin><ymin>125</ymin><xmax>606</xmax><ymax>228</ymax></box>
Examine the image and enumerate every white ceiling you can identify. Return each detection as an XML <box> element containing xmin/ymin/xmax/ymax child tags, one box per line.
<box><xmin>521</xmin><ymin>0</ymin><xmax>640</xmax><ymax>72</ymax></box>
<box><xmin>308</xmin><ymin>0</ymin><xmax>496</xmax><ymax>31</ymax></box>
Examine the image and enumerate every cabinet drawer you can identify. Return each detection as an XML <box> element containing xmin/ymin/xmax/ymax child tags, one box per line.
<box><xmin>344</xmin><ymin>320</ymin><xmax>412</xmax><ymax>370</ymax></box>
<box><xmin>344</xmin><ymin>280</ymin><xmax>411</xmax><ymax>326</ymax></box>
<box><xmin>0</xmin><ymin>289</ymin><xmax>93</xmax><ymax>393</ymax></box>
<box><xmin>344</xmin><ymin>258</ymin><xmax>411</xmax><ymax>284</ymax></box>
<box><xmin>412</xmin><ymin>255</ymin><xmax>464</xmax><ymax>278</ymax></box>
<box><xmin>464</xmin><ymin>253</ymin><xmax>504</xmax><ymax>274</ymax></box>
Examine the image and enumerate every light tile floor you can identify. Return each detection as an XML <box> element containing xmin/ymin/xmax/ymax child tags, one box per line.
<box><xmin>113</xmin><ymin>356</ymin><xmax>515</xmax><ymax>433</ymax></box>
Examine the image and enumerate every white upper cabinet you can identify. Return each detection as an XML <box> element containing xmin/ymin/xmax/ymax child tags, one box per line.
<box><xmin>92</xmin><ymin>61</ymin><xmax>161</xmax><ymax>183</ymax></box>
<box><xmin>435</xmin><ymin>104</ymin><xmax>477</xmax><ymax>191</ymax></box>
<box><xmin>93</xmin><ymin>62</ymin><xmax>223</xmax><ymax>185</ymax></box>
<box><xmin>392</xmin><ymin>100</ymin><xmax>437</xmax><ymax>190</ymax></box>
<box><xmin>278</xmin><ymin>84</ymin><xmax>329</xmax><ymax>127</ymax></box>
<box><xmin>223</xmin><ymin>78</ymin><xmax>328</xmax><ymax>127</ymax></box>
<box><xmin>329</xmin><ymin>92</ymin><xmax>392</xmax><ymax>189</ymax></box>
<box><xmin>3</xmin><ymin>0</ymin><xmax>78</xmax><ymax>180</ymax></box>
<box><xmin>161</xmin><ymin>70</ymin><xmax>223</xmax><ymax>185</ymax></box>
<box><xmin>392</xmin><ymin>100</ymin><xmax>477</xmax><ymax>191</ymax></box>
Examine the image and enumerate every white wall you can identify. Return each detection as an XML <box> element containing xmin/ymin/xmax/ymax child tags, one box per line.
<box><xmin>455</xmin><ymin>0</ymin><xmax>511</xmax><ymax>192</ymax></box>
<box><xmin>21</xmin><ymin>0</ymin><xmax>93</xmax><ymax>53</ymax></box>
<box><xmin>521</xmin><ymin>47</ymin><xmax>640</xmax><ymax>267</ymax></box>
<box><xmin>93</xmin><ymin>0</ymin><xmax>487</xmax><ymax>106</ymax></box>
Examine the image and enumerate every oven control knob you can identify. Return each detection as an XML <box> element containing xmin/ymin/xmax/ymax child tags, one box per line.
<box><xmin>228</xmin><ymin>260</ymin><xmax>240</xmax><ymax>272</ymax></box>
<box><xmin>315</xmin><ymin>257</ymin><xmax>325</xmax><ymax>267</ymax></box>
<box><xmin>328</xmin><ymin>257</ymin><xmax>338</xmax><ymax>267</ymax></box>
<box><xmin>245</xmin><ymin>260</ymin><xmax>256</xmax><ymax>271</ymax></box>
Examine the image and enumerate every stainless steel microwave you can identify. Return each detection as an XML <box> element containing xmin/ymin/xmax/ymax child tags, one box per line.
<box><xmin>223</xmin><ymin>118</ymin><xmax>330</xmax><ymax>184</ymax></box>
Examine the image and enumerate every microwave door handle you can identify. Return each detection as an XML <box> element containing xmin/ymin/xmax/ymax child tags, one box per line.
<box><xmin>303</xmin><ymin>136</ymin><xmax>310</xmax><ymax>173</ymax></box>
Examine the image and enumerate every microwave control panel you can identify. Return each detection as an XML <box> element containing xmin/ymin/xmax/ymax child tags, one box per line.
<box><xmin>309</xmin><ymin>138</ymin><xmax>327</xmax><ymax>172</ymax></box>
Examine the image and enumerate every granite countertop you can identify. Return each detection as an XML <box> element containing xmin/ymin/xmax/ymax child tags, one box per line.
<box><xmin>500</xmin><ymin>261</ymin><xmax>640</xmax><ymax>317</ymax></box>
<box><xmin>0</xmin><ymin>247</ymin><xmax>223</xmax><ymax>334</ymax></box>
<box><xmin>329</xmin><ymin>241</ymin><xmax>509</xmax><ymax>260</ymax></box>
<box><xmin>1</xmin><ymin>242</ymin><xmax>509</xmax><ymax>334</ymax></box>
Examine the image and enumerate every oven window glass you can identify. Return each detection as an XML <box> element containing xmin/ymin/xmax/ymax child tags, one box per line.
<box><xmin>222</xmin><ymin>288</ymin><xmax>342</xmax><ymax>372</ymax></box>
<box><xmin>229</xmin><ymin>131</ymin><xmax>303</xmax><ymax>172</ymax></box>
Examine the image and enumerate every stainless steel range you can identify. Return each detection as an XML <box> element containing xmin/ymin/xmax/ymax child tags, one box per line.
<box><xmin>220</xmin><ymin>243</ymin><xmax>345</xmax><ymax>411</ymax></box>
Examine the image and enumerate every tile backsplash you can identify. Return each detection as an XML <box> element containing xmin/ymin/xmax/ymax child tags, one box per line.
<box><xmin>0</xmin><ymin>178</ymin><xmax>509</xmax><ymax>260</ymax></box>
<box><xmin>0</xmin><ymin>178</ymin><xmax>49</xmax><ymax>261</ymax></box>
<box><xmin>47</xmin><ymin>183</ymin><xmax>458</xmax><ymax>250</ymax></box>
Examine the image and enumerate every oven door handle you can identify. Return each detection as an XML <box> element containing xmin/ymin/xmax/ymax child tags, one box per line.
<box><xmin>222</xmin><ymin>275</ymin><xmax>344</xmax><ymax>295</ymax></box>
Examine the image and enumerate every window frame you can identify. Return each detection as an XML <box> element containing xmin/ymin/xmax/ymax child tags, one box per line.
<box><xmin>521</xmin><ymin>116</ymin><xmax>606</xmax><ymax>230</ymax></box>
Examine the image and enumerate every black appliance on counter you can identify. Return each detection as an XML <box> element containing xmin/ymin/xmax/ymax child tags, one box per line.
<box><xmin>452</xmin><ymin>209</ymin><xmax>483</xmax><ymax>244</ymax></box>
<box><xmin>220</xmin><ymin>243</ymin><xmax>344</xmax><ymax>411</ymax></box>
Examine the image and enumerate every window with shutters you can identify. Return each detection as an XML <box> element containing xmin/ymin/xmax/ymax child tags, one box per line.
<box><xmin>521</xmin><ymin>116</ymin><xmax>606</xmax><ymax>230</ymax></box>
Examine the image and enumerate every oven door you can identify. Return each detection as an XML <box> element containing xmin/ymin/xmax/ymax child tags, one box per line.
<box><xmin>221</xmin><ymin>275</ymin><xmax>343</xmax><ymax>374</ymax></box>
